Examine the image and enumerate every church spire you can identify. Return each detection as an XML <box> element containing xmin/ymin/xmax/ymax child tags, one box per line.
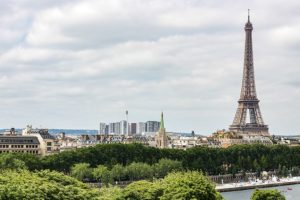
<box><xmin>159</xmin><ymin>112</ymin><xmax>164</xmax><ymax>130</ymax></box>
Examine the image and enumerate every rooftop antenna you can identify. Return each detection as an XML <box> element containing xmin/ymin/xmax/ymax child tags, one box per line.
<box><xmin>125</xmin><ymin>110</ymin><xmax>129</xmax><ymax>136</ymax></box>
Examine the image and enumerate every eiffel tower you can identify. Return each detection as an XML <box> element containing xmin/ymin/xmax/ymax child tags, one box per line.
<box><xmin>229</xmin><ymin>11</ymin><xmax>269</xmax><ymax>136</ymax></box>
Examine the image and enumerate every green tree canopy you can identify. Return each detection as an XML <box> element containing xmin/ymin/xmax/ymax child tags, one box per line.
<box><xmin>70</xmin><ymin>163</ymin><xmax>92</xmax><ymax>181</ymax></box>
<box><xmin>98</xmin><ymin>186</ymin><xmax>124</xmax><ymax>200</ymax></box>
<box><xmin>123</xmin><ymin>180</ymin><xmax>162</xmax><ymax>200</ymax></box>
<box><xmin>0</xmin><ymin>170</ymin><xmax>102</xmax><ymax>200</ymax></box>
<box><xmin>159</xmin><ymin>171</ymin><xmax>223</xmax><ymax>200</ymax></box>
<box><xmin>111</xmin><ymin>164</ymin><xmax>126</xmax><ymax>182</ymax></box>
<box><xmin>125</xmin><ymin>162</ymin><xmax>153</xmax><ymax>181</ymax></box>
<box><xmin>153</xmin><ymin>158</ymin><xmax>182</xmax><ymax>178</ymax></box>
<box><xmin>0</xmin><ymin>154</ymin><xmax>27</xmax><ymax>170</ymax></box>
<box><xmin>251</xmin><ymin>189</ymin><xmax>285</xmax><ymax>200</ymax></box>
<box><xmin>92</xmin><ymin>165</ymin><xmax>112</xmax><ymax>185</ymax></box>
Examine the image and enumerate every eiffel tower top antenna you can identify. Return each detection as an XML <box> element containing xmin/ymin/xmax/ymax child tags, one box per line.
<box><xmin>248</xmin><ymin>9</ymin><xmax>250</xmax><ymax>22</ymax></box>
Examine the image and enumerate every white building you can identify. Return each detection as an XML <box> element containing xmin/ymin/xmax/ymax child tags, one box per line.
<box><xmin>99</xmin><ymin>123</ymin><xmax>106</xmax><ymax>135</ymax></box>
<box><xmin>137</xmin><ymin>122</ymin><xmax>146</xmax><ymax>135</ymax></box>
<box><xmin>120</xmin><ymin>120</ymin><xmax>128</xmax><ymax>135</ymax></box>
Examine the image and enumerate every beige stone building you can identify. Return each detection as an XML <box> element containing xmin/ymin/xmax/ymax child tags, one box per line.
<box><xmin>0</xmin><ymin>135</ymin><xmax>41</xmax><ymax>155</ymax></box>
<box><xmin>22</xmin><ymin>125</ymin><xmax>59</xmax><ymax>155</ymax></box>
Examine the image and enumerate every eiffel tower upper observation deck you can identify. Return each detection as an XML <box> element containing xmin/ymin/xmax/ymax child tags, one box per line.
<box><xmin>229</xmin><ymin>11</ymin><xmax>269</xmax><ymax>136</ymax></box>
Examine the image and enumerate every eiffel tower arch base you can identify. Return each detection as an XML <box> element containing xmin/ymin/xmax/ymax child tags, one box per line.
<box><xmin>229</xmin><ymin>124</ymin><xmax>269</xmax><ymax>136</ymax></box>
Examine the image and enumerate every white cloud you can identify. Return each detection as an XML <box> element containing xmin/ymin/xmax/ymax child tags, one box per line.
<box><xmin>0</xmin><ymin>0</ymin><xmax>299</xmax><ymax>134</ymax></box>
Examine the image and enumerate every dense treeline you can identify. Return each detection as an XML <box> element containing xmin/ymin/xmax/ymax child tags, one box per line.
<box><xmin>1</xmin><ymin>143</ymin><xmax>300</xmax><ymax>175</ymax></box>
<box><xmin>0</xmin><ymin>170</ymin><xmax>224</xmax><ymax>200</ymax></box>
<box><xmin>70</xmin><ymin>159</ymin><xmax>183</xmax><ymax>183</ymax></box>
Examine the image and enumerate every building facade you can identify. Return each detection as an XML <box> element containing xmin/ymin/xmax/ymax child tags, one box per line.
<box><xmin>146</xmin><ymin>121</ymin><xmax>160</xmax><ymax>133</ymax></box>
<box><xmin>99</xmin><ymin>123</ymin><xmax>106</xmax><ymax>135</ymax></box>
<box><xmin>129</xmin><ymin>123</ymin><xmax>137</xmax><ymax>135</ymax></box>
<box><xmin>137</xmin><ymin>122</ymin><xmax>146</xmax><ymax>135</ymax></box>
<box><xmin>0</xmin><ymin>135</ymin><xmax>40</xmax><ymax>155</ymax></box>
<box><xmin>22</xmin><ymin>125</ymin><xmax>58</xmax><ymax>155</ymax></box>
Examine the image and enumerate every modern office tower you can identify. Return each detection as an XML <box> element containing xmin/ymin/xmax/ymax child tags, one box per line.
<box><xmin>109</xmin><ymin>122</ymin><xmax>120</xmax><ymax>134</ymax></box>
<box><xmin>125</xmin><ymin>110</ymin><xmax>129</xmax><ymax>136</ymax></box>
<box><xmin>120</xmin><ymin>120</ymin><xmax>128</xmax><ymax>135</ymax></box>
<box><xmin>137</xmin><ymin>122</ymin><xmax>146</xmax><ymax>134</ymax></box>
<box><xmin>99</xmin><ymin>123</ymin><xmax>106</xmax><ymax>135</ymax></box>
<box><xmin>229</xmin><ymin>11</ymin><xmax>269</xmax><ymax>136</ymax></box>
<box><xmin>105</xmin><ymin>125</ymin><xmax>109</xmax><ymax>135</ymax></box>
<box><xmin>130</xmin><ymin>123</ymin><xmax>137</xmax><ymax>135</ymax></box>
<box><xmin>109</xmin><ymin>123</ymin><xmax>114</xmax><ymax>134</ymax></box>
<box><xmin>145</xmin><ymin>121</ymin><xmax>160</xmax><ymax>132</ymax></box>
<box><xmin>103</xmin><ymin>118</ymin><xmax>159</xmax><ymax>135</ymax></box>
<box><xmin>114</xmin><ymin>122</ymin><xmax>121</xmax><ymax>134</ymax></box>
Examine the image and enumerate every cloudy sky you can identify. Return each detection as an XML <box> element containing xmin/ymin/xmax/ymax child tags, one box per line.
<box><xmin>0</xmin><ymin>0</ymin><xmax>299</xmax><ymax>135</ymax></box>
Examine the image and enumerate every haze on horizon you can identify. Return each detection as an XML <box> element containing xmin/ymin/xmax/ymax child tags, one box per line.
<box><xmin>0</xmin><ymin>0</ymin><xmax>299</xmax><ymax>135</ymax></box>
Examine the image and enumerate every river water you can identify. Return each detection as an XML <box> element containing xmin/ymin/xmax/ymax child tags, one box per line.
<box><xmin>221</xmin><ymin>184</ymin><xmax>300</xmax><ymax>200</ymax></box>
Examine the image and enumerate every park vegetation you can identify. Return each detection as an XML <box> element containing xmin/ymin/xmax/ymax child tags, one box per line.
<box><xmin>0</xmin><ymin>169</ymin><xmax>224</xmax><ymax>200</ymax></box>
<box><xmin>0</xmin><ymin>143</ymin><xmax>295</xmax><ymax>199</ymax></box>
<box><xmin>70</xmin><ymin>158</ymin><xmax>183</xmax><ymax>183</ymax></box>
<box><xmin>0</xmin><ymin>143</ymin><xmax>299</xmax><ymax>176</ymax></box>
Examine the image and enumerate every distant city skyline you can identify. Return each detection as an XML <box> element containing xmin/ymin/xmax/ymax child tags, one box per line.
<box><xmin>0</xmin><ymin>1</ymin><xmax>300</xmax><ymax>135</ymax></box>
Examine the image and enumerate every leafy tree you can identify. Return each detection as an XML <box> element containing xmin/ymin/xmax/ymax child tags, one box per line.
<box><xmin>259</xmin><ymin>156</ymin><xmax>268</xmax><ymax>171</ymax></box>
<box><xmin>98</xmin><ymin>186</ymin><xmax>124</xmax><ymax>200</ymax></box>
<box><xmin>92</xmin><ymin>165</ymin><xmax>112</xmax><ymax>185</ymax></box>
<box><xmin>111</xmin><ymin>164</ymin><xmax>126</xmax><ymax>182</ymax></box>
<box><xmin>282</xmin><ymin>165</ymin><xmax>289</xmax><ymax>177</ymax></box>
<box><xmin>9</xmin><ymin>153</ymin><xmax>41</xmax><ymax>170</ymax></box>
<box><xmin>123</xmin><ymin>180</ymin><xmax>162</xmax><ymax>200</ymax></box>
<box><xmin>125</xmin><ymin>162</ymin><xmax>153</xmax><ymax>181</ymax></box>
<box><xmin>70</xmin><ymin>163</ymin><xmax>92</xmax><ymax>181</ymax></box>
<box><xmin>291</xmin><ymin>166</ymin><xmax>300</xmax><ymax>176</ymax></box>
<box><xmin>253</xmin><ymin>159</ymin><xmax>260</xmax><ymax>173</ymax></box>
<box><xmin>159</xmin><ymin>171</ymin><xmax>224</xmax><ymax>200</ymax></box>
<box><xmin>153</xmin><ymin>159</ymin><xmax>182</xmax><ymax>178</ymax></box>
<box><xmin>0</xmin><ymin>170</ymin><xmax>102</xmax><ymax>200</ymax></box>
<box><xmin>251</xmin><ymin>189</ymin><xmax>285</xmax><ymax>200</ymax></box>
<box><xmin>0</xmin><ymin>154</ymin><xmax>27</xmax><ymax>170</ymax></box>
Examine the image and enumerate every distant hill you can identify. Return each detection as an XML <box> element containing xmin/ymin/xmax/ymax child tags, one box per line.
<box><xmin>0</xmin><ymin>128</ymin><xmax>98</xmax><ymax>135</ymax></box>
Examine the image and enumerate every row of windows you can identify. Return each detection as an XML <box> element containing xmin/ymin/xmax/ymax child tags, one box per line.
<box><xmin>0</xmin><ymin>150</ymin><xmax>39</xmax><ymax>154</ymax></box>
<box><xmin>0</xmin><ymin>139</ymin><xmax>35</xmax><ymax>143</ymax></box>
<box><xmin>0</xmin><ymin>145</ymin><xmax>39</xmax><ymax>148</ymax></box>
